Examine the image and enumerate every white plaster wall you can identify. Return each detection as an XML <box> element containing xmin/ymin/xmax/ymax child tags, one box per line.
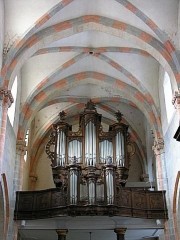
<box><xmin>159</xmin><ymin>66</ymin><xmax>169</xmax><ymax>135</ymax></box>
<box><xmin>164</xmin><ymin>111</ymin><xmax>180</xmax><ymax>207</ymax></box>
<box><xmin>21</xmin><ymin>52</ymin><xmax>77</xmax><ymax>104</ymax></box>
<box><xmin>100</xmin><ymin>53</ymin><xmax>160</xmax><ymax>108</ymax></box>
<box><xmin>130</xmin><ymin>0</ymin><xmax>179</xmax><ymax>47</ymax></box>
<box><xmin>176</xmin><ymin>0</ymin><xmax>180</xmax><ymax>49</ymax></box>
<box><xmin>128</xmin><ymin>153</ymin><xmax>143</xmax><ymax>182</ymax></box>
<box><xmin>158</xmin><ymin>66</ymin><xmax>176</xmax><ymax>136</ymax></box>
<box><xmin>35</xmin><ymin>151</ymin><xmax>54</xmax><ymax>190</ymax></box>
<box><xmin>42</xmin><ymin>0</ymin><xmax>156</xmax><ymax>37</ymax></box>
<box><xmin>0</xmin><ymin>0</ymin><xmax>4</xmax><ymax>69</ymax></box>
<box><xmin>144</xmin><ymin>120</ymin><xmax>155</xmax><ymax>183</ymax></box>
<box><xmin>2</xmin><ymin>119</ymin><xmax>16</xmax><ymax>199</ymax></box>
<box><xmin>4</xmin><ymin>0</ymin><xmax>60</xmax><ymax>38</ymax></box>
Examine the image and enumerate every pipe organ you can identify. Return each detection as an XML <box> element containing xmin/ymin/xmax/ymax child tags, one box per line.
<box><xmin>46</xmin><ymin>100</ymin><xmax>132</xmax><ymax>205</ymax></box>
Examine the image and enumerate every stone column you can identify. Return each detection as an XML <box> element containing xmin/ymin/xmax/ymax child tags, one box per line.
<box><xmin>6</xmin><ymin>140</ymin><xmax>26</xmax><ymax>240</ymax></box>
<box><xmin>152</xmin><ymin>138</ymin><xmax>166</xmax><ymax>191</ymax></box>
<box><xmin>56</xmin><ymin>229</ymin><xmax>68</xmax><ymax>240</ymax></box>
<box><xmin>114</xmin><ymin>228</ymin><xmax>127</xmax><ymax>240</ymax></box>
<box><xmin>0</xmin><ymin>88</ymin><xmax>13</xmax><ymax>175</ymax></box>
<box><xmin>15</xmin><ymin>140</ymin><xmax>26</xmax><ymax>193</ymax></box>
<box><xmin>152</xmin><ymin>138</ymin><xmax>174</xmax><ymax>240</ymax></box>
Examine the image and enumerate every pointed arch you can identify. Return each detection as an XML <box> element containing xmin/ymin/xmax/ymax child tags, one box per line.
<box><xmin>1</xmin><ymin>16</ymin><xmax>178</xmax><ymax>90</ymax></box>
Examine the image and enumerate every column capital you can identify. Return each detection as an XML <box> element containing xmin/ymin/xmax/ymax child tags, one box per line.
<box><xmin>0</xmin><ymin>87</ymin><xmax>14</xmax><ymax>108</ymax></box>
<box><xmin>152</xmin><ymin>138</ymin><xmax>164</xmax><ymax>156</ymax></box>
<box><xmin>56</xmin><ymin>229</ymin><xmax>68</xmax><ymax>240</ymax></box>
<box><xmin>114</xmin><ymin>228</ymin><xmax>127</xmax><ymax>240</ymax></box>
<box><xmin>172</xmin><ymin>89</ymin><xmax>180</xmax><ymax>109</ymax></box>
<box><xmin>16</xmin><ymin>140</ymin><xmax>27</xmax><ymax>156</ymax></box>
<box><xmin>114</xmin><ymin>228</ymin><xmax>127</xmax><ymax>235</ymax></box>
<box><xmin>29</xmin><ymin>174</ymin><xmax>38</xmax><ymax>183</ymax></box>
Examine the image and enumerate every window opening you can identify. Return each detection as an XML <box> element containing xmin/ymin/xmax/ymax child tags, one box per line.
<box><xmin>24</xmin><ymin>129</ymin><xmax>29</xmax><ymax>162</ymax></box>
<box><xmin>8</xmin><ymin>76</ymin><xmax>17</xmax><ymax>126</ymax></box>
<box><xmin>163</xmin><ymin>72</ymin><xmax>174</xmax><ymax>123</ymax></box>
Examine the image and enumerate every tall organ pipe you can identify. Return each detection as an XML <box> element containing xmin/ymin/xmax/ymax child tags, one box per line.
<box><xmin>105</xmin><ymin>165</ymin><xmax>114</xmax><ymax>204</ymax></box>
<box><xmin>88</xmin><ymin>178</ymin><xmax>95</xmax><ymax>204</ymax></box>
<box><xmin>69</xmin><ymin>166</ymin><xmax>79</xmax><ymax>205</ymax></box>
<box><xmin>68</xmin><ymin>140</ymin><xmax>82</xmax><ymax>163</ymax></box>
<box><xmin>115</xmin><ymin>131</ymin><xmax>125</xmax><ymax>167</ymax></box>
<box><xmin>99</xmin><ymin>140</ymin><xmax>113</xmax><ymax>163</ymax></box>
<box><xmin>56</xmin><ymin>130</ymin><xmax>66</xmax><ymax>166</ymax></box>
<box><xmin>85</xmin><ymin>121</ymin><xmax>96</xmax><ymax>166</ymax></box>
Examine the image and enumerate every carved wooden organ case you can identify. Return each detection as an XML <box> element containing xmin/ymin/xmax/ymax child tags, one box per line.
<box><xmin>46</xmin><ymin>101</ymin><xmax>134</xmax><ymax>205</ymax></box>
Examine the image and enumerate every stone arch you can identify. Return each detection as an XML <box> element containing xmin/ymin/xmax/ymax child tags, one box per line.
<box><xmin>23</xmin><ymin>50</ymin><xmax>157</xmax><ymax>116</ymax></box>
<box><xmin>34</xmin><ymin>46</ymin><xmax>153</xmax><ymax>58</ymax></box>
<box><xmin>30</xmin><ymin>46</ymin><xmax>156</xmax><ymax>109</ymax></box>
<box><xmin>17</xmin><ymin>72</ymin><xmax>162</xmax><ymax>141</ymax></box>
<box><xmin>1</xmin><ymin>16</ymin><xmax>179</xmax><ymax>91</ymax></box>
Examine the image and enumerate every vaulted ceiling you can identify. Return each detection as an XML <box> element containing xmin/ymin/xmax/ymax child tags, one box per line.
<box><xmin>3</xmin><ymin>0</ymin><xmax>180</xmax><ymax>182</ymax></box>
<box><xmin>3</xmin><ymin>0</ymin><xmax>179</xmax><ymax>138</ymax></box>
<box><xmin>3</xmin><ymin>1</ymin><xmax>180</xmax><ymax>239</ymax></box>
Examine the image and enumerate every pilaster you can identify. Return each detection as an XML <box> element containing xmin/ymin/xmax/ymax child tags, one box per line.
<box><xmin>152</xmin><ymin>138</ymin><xmax>176</xmax><ymax>240</ymax></box>
<box><xmin>152</xmin><ymin>138</ymin><xmax>165</xmax><ymax>191</ymax></box>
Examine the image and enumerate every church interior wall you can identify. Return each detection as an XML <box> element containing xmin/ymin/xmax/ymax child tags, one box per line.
<box><xmin>0</xmin><ymin>1</ymin><xmax>180</xmax><ymax>239</ymax></box>
<box><xmin>0</xmin><ymin>0</ymin><xmax>4</xmax><ymax>69</ymax></box>
<box><xmin>164</xmin><ymin>111</ymin><xmax>180</xmax><ymax>207</ymax></box>
<box><xmin>3</xmin><ymin>119</ymin><xmax>16</xmax><ymax>200</ymax></box>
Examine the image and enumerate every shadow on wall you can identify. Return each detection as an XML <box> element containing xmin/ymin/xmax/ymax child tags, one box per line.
<box><xmin>1</xmin><ymin>173</ymin><xmax>10</xmax><ymax>240</ymax></box>
<box><xmin>0</xmin><ymin>181</ymin><xmax>5</xmax><ymax>240</ymax></box>
<box><xmin>173</xmin><ymin>171</ymin><xmax>180</xmax><ymax>239</ymax></box>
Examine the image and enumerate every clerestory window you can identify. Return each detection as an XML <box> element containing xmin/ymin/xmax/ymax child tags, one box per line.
<box><xmin>163</xmin><ymin>72</ymin><xmax>174</xmax><ymax>123</ymax></box>
<box><xmin>8</xmin><ymin>76</ymin><xmax>17</xmax><ymax>126</ymax></box>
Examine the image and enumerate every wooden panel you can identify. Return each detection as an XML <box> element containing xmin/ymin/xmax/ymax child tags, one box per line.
<box><xmin>14</xmin><ymin>188</ymin><xmax>168</xmax><ymax>220</ymax></box>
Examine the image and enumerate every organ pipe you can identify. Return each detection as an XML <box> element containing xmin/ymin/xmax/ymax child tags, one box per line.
<box><xmin>85</xmin><ymin>121</ymin><xmax>96</xmax><ymax>166</ymax></box>
<box><xmin>68</xmin><ymin>140</ymin><xmax>82</xmax><ymax>163</ymax></box>
<box><xmin>56</xmin><ymin>130</ymin><xmax>66</xmax><ymax>166</ymax></box>
<box><xmin>88</xmin><ymin>178</ymin><xmax>96</xmax><ymax>205</ymax></box>
<box><xmin>105</xmin><ymin>167</ymin><xmax>114</xmax><ymax>204</ymax></box>
<box><xmin>115</xmin><ymin>132</ymin><xmax>125</xmax><ymax>167</ymax></box>
<box><xmin>99</xmin><ymin>140</ymin><xmax>113</xmax><ymax>163</ymax></box>
<box><xmin>69</xmin><ymin>166</ymin><xmax>78</xmax><ymax>205</ymax></box>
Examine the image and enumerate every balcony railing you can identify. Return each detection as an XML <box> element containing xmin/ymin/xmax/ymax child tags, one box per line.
<box><xmin>14</xmin><ymin>188</ymin><xmax>168</xmax><ymax>220</ymax></box>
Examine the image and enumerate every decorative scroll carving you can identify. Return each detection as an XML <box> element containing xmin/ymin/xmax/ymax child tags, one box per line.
<box><xmin>152</xmin><ymin>138</ymin><xmax>164</xmax><ymax>156</ymax></box>
<box><xmin>14</xmin><ymin>188</ymin><xmax>168</xmax><ymax>220</ymax></box>
<box><xmin>172</xmin><ymin>90</ymin><xmax>180</xmax><ymax>109</ymax></box>
<box><xmin>16</xmin><ymin>140</ymin><xmax>26</xmax><ymax>156</ymax></box>
<box><xmin>0</xmin><ymin>88</ymin><xmax>14</xmax><ymax>108</ymax></box>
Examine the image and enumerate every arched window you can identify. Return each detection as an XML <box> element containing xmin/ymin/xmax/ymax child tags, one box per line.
<box><xmin>24</xmin><ymin>129</ymin><xmax>29</xmax><ymax>162</ymax></box>
<box><xmin>163</xmin><ymin>72</ymin><xmax>174</xmax><ymax>123</ymax></box>
<box><xmin>8</xmin><ymin>76</ymin><xmax>17</xmax><ymax>126</ymax></box>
